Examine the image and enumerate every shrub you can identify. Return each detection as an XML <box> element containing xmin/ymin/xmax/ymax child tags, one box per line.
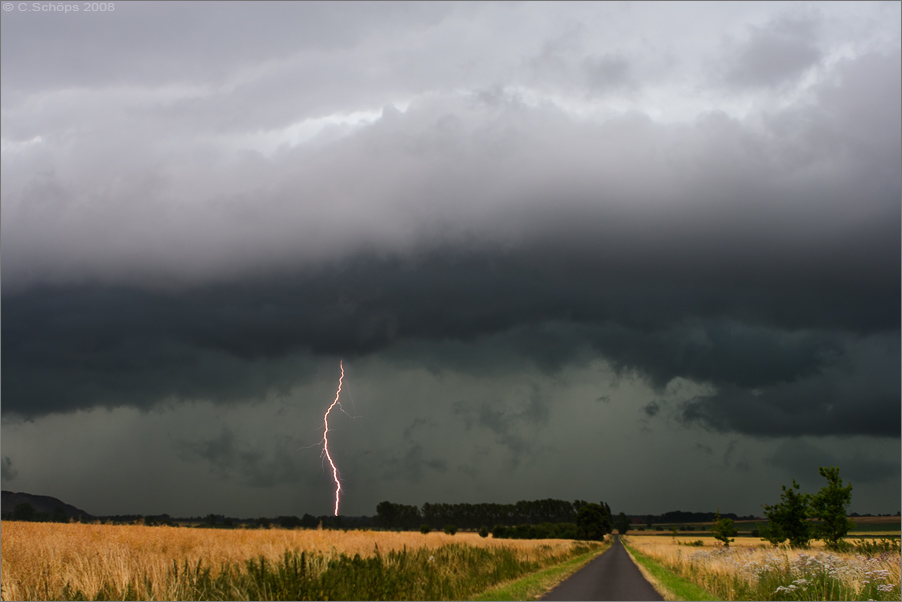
<box><xmin>478</xmin><ymin>526</ymin><xmax>489</xmax><ymax>538</ymax></box>
<box><xmin>443</xmin><ymin>524</ymin><xmax>458</xmax><ymax>535</ymax></box>
<box><xmin>681</xmin><ymin>540</ymin><xmax>704</xmax><ymax>547</ymax></box>
<box><xmin>711</xmin><ymin>510</ymin><xmax>737</xmax><ymax>547</ymax></box>
<box><xmin>420</xmin><ymin>524</ymin><xmax>431</xmax><ymax>534</ymax></box>
<box><xmin>847</xmin><ymin>537</ymin><xmax>901</xmax><ymax>555</ymax></box>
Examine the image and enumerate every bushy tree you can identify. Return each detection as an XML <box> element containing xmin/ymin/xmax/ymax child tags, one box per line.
<box><xmin>711</xmin><ymin>509</ymin><xmax>736</xmax><ymax>547</ymax></box>
<box><xmin>376</xmin><ymin>501</ymin><xmax>420</xmax><ymax>530</ymax></box>
<box><xmin>761</xmin><ymin>479</ymin><xmax>812</xmax><ymax>548</ymax></box>
<box><xmin>615</xmin><ymin>512</ymin><xmax>631</xmax><ymax>535</ymax></box>
<box><xmin>254</xmin><ymin>517</ymin><xmax>271</xmax><ymax>529</ymax></box>
<box><xmin>809</xmin><ymin>466</ymin><xmax>854</xmax><ymax>550</ymax></box>
<box><xmin>12</xmin><ymin>502</ymin><xmax>36</xmax><ymax>522</ymax></box>
<box><xmin>376</xmin><ymin>501</ymin><xmax>399</xmax><ymax>529</ymax></box>
<box><xmin>576</xmin><ymin>503</ymin><xmax>610</xmax><ymax>540</ymax></box>
<box><xmin>420</xmin><ymin>524</ymin><xmax>431</xmax><ymax>534</ymax></box>
<box><xmin>278</xmin><ymin>515</ymin><xmax>302</xmax><ymax>529</ymax></box>
<box><xmin>443</xmin><ymin>524</ymin><xmax>458</xmax><ymax>535</ymax></box>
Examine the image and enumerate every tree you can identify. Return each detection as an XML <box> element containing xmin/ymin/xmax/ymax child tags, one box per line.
<box><xmin>443</xmin><ymin>524</ymin><xmax>457</xmax><ymax>535</ymax></box>
<box><xmin>576</xmin><ymin>503</ymin><xmax>610</xmax><ymax>540</ymax></box>
<box><xmin>278</xmin><ymin>515</ymin><xmax>302</xmax><ymax>529</ymax></box>
<box><xmin>420</xmin><ymin>524</ymin><xmax>431</xmax><ymax>534</ymax></box>
<box><xmin>614</xmin><ymin>512</ymin><xmax>631</xmax><ymax>535</ymax></box>
<box><xmin>12</xmin><ymin>502</ymin><xmax>36</xmax><ymax>522</ymax></box>
<box><xmin>711</xmin><ymin>509</ymin><xmax>736</xmax><ymax>547</ymax></box>
<box><xmin>761</xmin><ymin>479</ymin><xmax>812</xmax><ymax>548</ymax></box>
<box><xmin>376</xmin><ymin>501</ymin><xmax>399</xmax><ymax>529</ymax></box>
<box><xmin>376</xmin><ymin>501</ymin><xmax>420</xmax><ymax>530</ymax></box>
<box><xmin>809</xmin><ymin>466</ymin><xmax>854</xmax><ymax>550</ymax></box>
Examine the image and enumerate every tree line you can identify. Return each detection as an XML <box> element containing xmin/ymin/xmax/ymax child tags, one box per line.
<box><xmin>376</xmin><ymin>498</ymin><xmax>611</xmax><ymax>530</ymax></box>
<box><xmin>2</xmin><ymin>502</ymin><xmax>71</xmax><ymax>523</ymax></box>
<box><xmin>376</xmin><ymin>498</ymin><xmax>618</xmax><ymax>541</ymax></box>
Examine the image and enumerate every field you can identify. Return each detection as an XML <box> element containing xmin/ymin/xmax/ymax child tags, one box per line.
<box><xmin>632</xmin><ymin>515</ymin><xmax>901</xmax><ymax>536</ymax></box>
<box><xmin>623</xmin><ymin>534</ymin><xmax>901</xmax><ymax>601</ymax></box>
<box><xmin>0</xmin><ymin>521</ymin><xmax>599</xmax><ymax>601</ymax></box>
<box><xmin>848</xmin><ymin>517</ymin><xmax>902</xmax><ymax>536</ymax></box>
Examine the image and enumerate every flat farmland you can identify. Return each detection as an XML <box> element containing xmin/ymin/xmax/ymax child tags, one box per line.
<box><xmin>624</xmin><ymin>534</ymin><xmax>901</xmax><ymax>601</ymax></box>
<box><xmin>849</xmin><ymin>516</ymin><xmax>902</xmax><ymax>536</ymax></box>
<box><xmin>0</xmin><ymin>521</ymin><xmax>597</xmax><ymax>601</ymax></box>
<box><xmin>634</xmin><ymin>515</ymin><xmax>901</xmax><ymax>538</ymax></box>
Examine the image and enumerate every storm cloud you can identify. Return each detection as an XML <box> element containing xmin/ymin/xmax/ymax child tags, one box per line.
<box><xmin>2</xmin><ymin>2</ymin><xmax>899</xmax><ymax>517</ymax></box>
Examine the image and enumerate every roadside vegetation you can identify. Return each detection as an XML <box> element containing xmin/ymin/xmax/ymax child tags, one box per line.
<box><xmin>621</xmin><ymin>538</ymin><xmax>718</xmax><ymax>601</ymax></box>
<box><xmin>626</xmin><ymin>534</ymin><xmax>900</xmax><ymax>601</ymax></box>
<box><xmin>474</xmin><ymin>536</ymin><xmax>612</xmax><ymax>601</ymax></box>
<box><xmin>621</xmin><ymin>467</ymin><xmax>900</xmax><ymax>601</ymax></box>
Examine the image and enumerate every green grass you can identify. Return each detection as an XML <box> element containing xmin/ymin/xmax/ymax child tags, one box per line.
<box><xmin>473</xmin><ymin>539</ymin><xmax>610</xmax><ymax>601</ymax></box>
<box><xmin>621</xmin><ymin>539</ymin><xmax>720</xmax><ymax>601</ymax></box>
<box><xmin>849</xmin><ymin>522</ymin><xmax>901</xmax><ymax>534</ymax></box>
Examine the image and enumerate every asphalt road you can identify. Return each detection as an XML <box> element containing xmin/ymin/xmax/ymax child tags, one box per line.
<box><xmin>541</xmin><ymin>536</ymin><xmax>664</xmax><ymax>601</ymax></box>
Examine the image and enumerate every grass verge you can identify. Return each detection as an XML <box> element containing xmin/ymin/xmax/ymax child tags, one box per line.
<box><xmin>621</xmin><ymin>538</ymin><xmax>719</xmax><ymax>601</ymax></box>
<box><xmin>473</xmin><ymin>538</ymin><xmax>611</xmax><ymax>601</ymax></box>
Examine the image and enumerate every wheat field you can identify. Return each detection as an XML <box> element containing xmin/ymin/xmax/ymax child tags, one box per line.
<box><xmin>1</xmin><ymin>521</ymin><xmax>585</xmax><ymax>600</ymax></box>
<box><xmin>624</xmin><ymin>534</ymin><xmax>901</xmax><ymax>601</ymax></box>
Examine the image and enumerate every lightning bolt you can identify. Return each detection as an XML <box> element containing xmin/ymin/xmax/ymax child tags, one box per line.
<box><xmin>322</xmin><ymin>360</ymin><xmax>345</xmax><ymax>516</ymax></box>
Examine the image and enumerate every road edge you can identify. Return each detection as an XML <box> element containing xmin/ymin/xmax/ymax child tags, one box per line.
<box><xmin>620</xmin><ymin>536</ymin><xmax>719</xmax><ymax>602</ymax></box>
<box><xmin>473</xmin><ymin>537</ymin><xmax>613</xmax><ymax>601</ymax></box>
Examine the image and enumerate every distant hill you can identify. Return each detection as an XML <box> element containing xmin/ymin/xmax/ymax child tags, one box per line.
<box><xmin>2</xmin><ymin>490</ymin><xmax>94</xmax><ymax>520</ymax></box>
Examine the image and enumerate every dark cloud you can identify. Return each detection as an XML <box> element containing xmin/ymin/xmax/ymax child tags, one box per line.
<box><xmin>722</xmin><ymin>440</ymin><xmax>751</xmax><ymax>472</ymax></box>
<box><xmin>1</xmin><ymin>457</ymin><xmax>17</xmax><ymax>484</ymax></box>
<box><xmin>695</xmin><ymin>443</ymin><xmax>713</xmax><ymax>455</ymax></box>
<box><xmin>3</xmin><ymin>238</ymin><xmax>897</xmax><ymax>440</ymax></box>
<box><xmin>452</xmin><ymin>394</ymin><xmax>550</xmax><ymax>469</ymax></box>
<box><xmin>767</xmin><ymin>439</ymin><xmax>900</xmax><ymax>485</ymax></box>
<box><xmin>643</xmin><ymin>402</ymin><xmax>661</xmax><ymax>418</ymax></box>
<box><xmin>382</xmin><ymin>444</ymin><xmax>447</xmax><ymax>485</ymax></box>
<box><xmin>1</xmin><ymin>3</ymin><xmax>898</xmax><ymax>517</ymax></box>
<box><xmin>680</xmin><ymin>332</ymin><xmax>899</xmax><ymax>438</ymax></box>
<box><xmin>174</xmin><ymin>426</ymin><xmax>314</xmax><ymax>489</ymax></box>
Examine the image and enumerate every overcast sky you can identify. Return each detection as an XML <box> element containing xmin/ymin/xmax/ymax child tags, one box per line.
<box><xmin>2</xmin><ymin>1</ymin><xmax>899</xmax><ymax>519</ymax></box>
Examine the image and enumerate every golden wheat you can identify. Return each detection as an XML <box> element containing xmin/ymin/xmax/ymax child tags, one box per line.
<box><xmin>0</xmin><ymin>521</ymin><xmax>581</xmax><ymax>601</ymax></box>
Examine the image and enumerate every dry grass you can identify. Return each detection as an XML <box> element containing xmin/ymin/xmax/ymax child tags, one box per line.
<box><xmin>0</xmin><ymin>521</ymin><xmax>582</xmax><ymax>601</ymax></box>
<box><xmin>624</xmin><ymin>535</ymin><xmax>901</xmax><ymax>601</ymax></box>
